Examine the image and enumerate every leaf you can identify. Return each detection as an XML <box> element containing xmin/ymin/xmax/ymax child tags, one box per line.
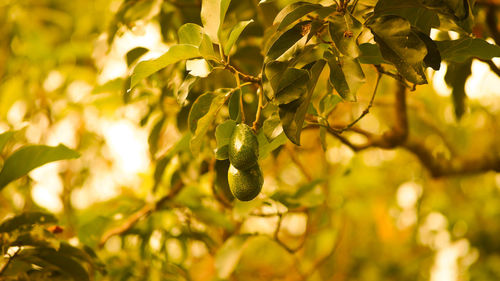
<box><xmin>374</xmin><ymin>0</ymin><xmax>439</xmax><ymax>34</ymax></box>
<box><xmin>223</xmin><ymin>20</ymin><xmax>254</xmax><ymax>55</ymax></box>
<box><xmin>215</xmin><ymin>120</ymin><xmax>237</xmax><ymax>160</ymax></box>
<box><xmin>274</xmin><ymin>2</ymin><xmax>323</xmax><ymax>31</ymax></box>
<box><xmin>228</xmin><ymin>89</ymin><xmax>241</xmax><ymax>121</ymax></box>
<box><xmin>148</xmin><ymin>116</ymin><xmax>165</xmax><ymax>157</ymax></box>
<box><xmin>125</xmin><ymin>47</ymin><xmax>149</xmax><ymax>66</ymax></box>
<box><xmin>319</xmin><ymin>93</ymin><xmax>343</xmax><ymax>117</ymax></box>
<box><xmin>192</xmin><ymin>206</ymin><xmax>235</xmax><ymax>231</ymax></box>
<box><xmin>325</xmin><ymin>52</ymin><xmax>365</xmax><ymax>101</ymax></box>
<box><xmin>413</xmin><ymin>28</ymin><xmax>441</xmax><ymax>70</ymax></box>
<box><xmin>358</xmin><ymin>43</ymin><xmax>385</xmax><ymax>64</ymax></box>
<box><xmin>190</xmin><ymin>90</ymin><xmax>231</xmax><ymax>154</ymax></box>
<box><xmin>279</xmin><ymin>60</ymin><xmax>326</xmax><ymax>145</ymax></box>
<box><xmin>0</xmin><ymin>130</ymin><xmax>15</xmax><ymax>153</ymax></box>
<box><xmin>0</xmin><ymin>144</ymin><xmax>80</xmax><ymax>190</ymax></box>
<box><xmin>266</xmin><ymin>21</ymin><xmax>312</xmax><ymax>61</ymax></box>
<box><xmin>328</xmin><ymin>12</ymin><xmax>362</xmax><ymax>57</ymax></box>
<box><xmin>265</xmin><ymin>60</ymin><xmax>289</xmax><ymax>92</ymax></box>
<box><xmin>130</xmin><ymin>44</ymin><xmax>200</xmax><ymax>89</ymax></box>
<box><xmin>445</xmin><ymin>59</ymin><xmax>472</xmax><ymax>120</ymax></box>
<box><xmin>257</xmin><ymin>131</ymin><xmax>288</xmax><ymax>160</ymax></box>
<box><xmin>199</xmin><ymin>33</ymin><xmax>218</xmax><ymax>61</ymax></box>
<box><xmin>23</xmin><ymin>248</ymin><xmax>91</xmax><ymax>281</ymax></box>
<box><xmin>367</xmin><ymin>15</ymin><xmax>428</xmax><ymax>84</ymax></box>
<box><xmin>0</xmin><ymin>212</ymin><xmax>58</xmax><ymax>233</ymax></box>
<box><xmin>176</xmin><ymin>75</ymin><xmax>197</xmax><ymax>106</ymax></box>
<box><xmin>178</xmin><ymin>23</ymin><xmax>204</xmax><ymax>45</ymax></box>
<box><xmin>153</xmin><ymin>133</ymin><xmax>191</xmax><ymax>190</ymax></box>
<box><xmin>275</xmin><ymin>68</ymin><xmax>310</xmax><ymax>104</ymax></box>
<box><xmin>262</xmin><ymin>113</ymin><xmax>283</xmax><ymax>141</ymax></box>
<box><xmin>201</xmin><ymin>0</ymin><xmax>232</xmax><ymax>43</ymax></box>
<box><xmin>215</xmin><ymin>234</ymin><xmax>252</xmax><ymax>279</ymax></box>
<box><xmin>436</xmin><ymin>38</ymin><xmax>500</xmax><ymax>62</ymax></box>
<box><xmin>58</xmin><ymin>243</ymin><xmax>106</xmax><ymax>274</ymax></box>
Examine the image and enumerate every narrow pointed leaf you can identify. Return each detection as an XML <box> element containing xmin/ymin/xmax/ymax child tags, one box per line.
<box><xmin>368</xmin><ymin>15</ymin><xmax>427</xmax><ymax>84</ymax></box>
<box><xmin>130</xmin><ymin>44</ymin><xmax>200</xmax><ymax>89</ymax></box>
<box><xmin>223</xmin><ymin>20</ymin><xmax>254</xmax><ymax>55</ymax></box>
<box><xmin>274</xmin><ymin>2</ymin><xmax>323</xmax><ymax>31</ymax></box>
<box><xmin>0</xmin><ymin>144</ymin><xmax>80</xmax><ymax>189</ymax></box>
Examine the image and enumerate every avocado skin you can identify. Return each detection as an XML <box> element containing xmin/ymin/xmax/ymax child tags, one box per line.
<box><xmin>228</xmin><ymin>164</ymin><xmax>263</xmax><ymax>201</ymax></box>
<box><xmin>229</xmin><ymin>124</ymin><xmax>259</xmax><ymax>170</ymax></box>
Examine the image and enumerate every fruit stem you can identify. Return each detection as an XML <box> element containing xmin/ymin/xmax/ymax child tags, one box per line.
<box><xmin>252</xmin><ymin>85</ymin><xmax>264</xmax><ymax>132</ymax></box>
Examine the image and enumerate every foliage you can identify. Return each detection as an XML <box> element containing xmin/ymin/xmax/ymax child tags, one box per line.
<box><xmin>1</xmin><ymin>0</ymin><xmax>500</xmax><ymax>280</ymax></box>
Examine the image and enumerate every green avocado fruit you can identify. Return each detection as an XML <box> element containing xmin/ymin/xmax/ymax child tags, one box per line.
<box><xmin>229</xmin><ymin>124</ymin><xmax>259</xmax><ymax>170</ymax></box>
<box><xmin>228</xmin><ymin>164</ymin><xmax>263</xmax><ymax>201</ymax></box>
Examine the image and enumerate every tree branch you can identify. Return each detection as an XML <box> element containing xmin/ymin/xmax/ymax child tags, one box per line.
<box><xmin>99</xmin><ymin>180</ymin><xmax>184</xmax><ymax>248</ymax></box>
<box><xmin>308</xmin><ymin>81</ymin><xmax>500</xmax><ymax>177</ymax></box>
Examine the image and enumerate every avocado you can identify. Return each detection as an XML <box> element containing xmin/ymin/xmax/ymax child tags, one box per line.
<box><xmin>227</xmin><ymin>164</ymin><xmax>263</xmax><ymax>201</ymax></box>
<box><xmin>229</xmin><ymin>124</ymin><xmax>259</xmax><ymax>170</ymax></box>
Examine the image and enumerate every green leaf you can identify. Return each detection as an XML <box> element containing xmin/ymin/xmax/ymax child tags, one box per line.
<box><xmin>275</xmin><ymin>68</ymin><xmax>310</xmax><ymax>104</ymax></box>
<box><xmin>215</xmin><ymin>234</ymin><xmax>252</xmax><ymax>279</ymax></box>
<box><xmin>279</xmin><ymin>60</ymin><xmax>326</xmax><ymax>145</ymax></box>
<box><xmin>148</xmin><ymin>116</ymin><xmax>165</xmax><ymax>157</ymax></box>
<box><xmin>190</xmin><ymin>90</ymin><xmax>231</xmax><ymax>154</ymax></box>
<box><xmin>325</xmin><ymin>52</ymin><xmax>365</xmax><ymax>101</ymax></box>
<box><xmin>23</xmin><ymin>248</ymin><xmax>91</xmax><ymax>281</ymax></box>
<box><xmin>0</xmin><ymin>144</ymin><xmax>80</xmax><ymax>190</ymax></box>
<box><xmin>368</xmin><ymin>15</ymin><xmax>427</xmax><ymax>84</ymax></box>
<box><xmin>0</xmin><ymin>212</ymin><xmax>58</xmax><ymax>233</ymax></box>
<box><xmin>223</xmin><ymin>20</ymin><xmax>254</xmax><ymax>55</ymax></box>
<box><xmin>228</xmin><ymin>89</ymin><xmax>241</xmax><ymax>121</ymax></box>
<box><xmin>192</xmin><ymin>206</ymin><xmax>235</xmax><ymax>231</ymax></box>
<box><xmin>199</xmin><ymin>33</ymin><xmax>218</xmax><ymax>61</ymax></box>
<box><xmin>257</xmin><ymin>131</ymin><xmax>288</xmax><ymax>160</ymax></box>
<box><xmin>328</xmin><ymin>12</ymin><xmax>362</xmax><ymax>57</ymax></box>
<box><xmin>445</xmin><ymin>59</ymin><xmax>472</xmax><ymax>120</ymax></box>
<box><xmin>130</xmin><ymin>44</ymin><xmax>200</xmax><ymax>89</ymax></box>
<box><xmin>178</xmin><ymin>23</ymin><xmax>204</xmax><ymax>45</ymax></box>
<box><xmin>319</xmin><ymin>93</ymin><xmax>343</xmax><ymax>117</ymax></box>
<box><xmin>374</xmin><ymin>0</ymin><xmax>439</xmax><ymax>34</ymax></box>
<box><xmin>201</xmin><ymin>0</ymin><xmax>232</xmax><ymax>44</ymax></box>
<box><xmin>58</xmin><ymin>243</ymin><xmax>106</xmax><ymax>274</ymax></box>
<box><xmin>358</xmin><ymin>43</ymin><xmax>385</xmax><ymax>64</ymax></box>
<box><xmin>125</xmin><ymin>47</ymin><xmax>149</xmax><ymax>66</ymax></box>
<box><xmin>153</xmin><ymin>133</ymin><xmax>192</xmax><ymax>190</ymax></box>
<box><xmin>215</xmin><ymin>120</ymin><xmax>237</xmax><ymax>160</ymax></box>
<box><xmin>413</xmin><ymin>28</ymin><xmax>441</xmax><ymax>70</ymax></box>
<box><xmin>262</xmin><ymin>113</ymin><xmax>283</xmax><ymax>141</ymax></box>
<box><xmin>0</xmin><ymin>130</ymin><xmax>15</xmax><ymax>153</ymax></box>
<box><xmin>436</xmin><ymin>38</ymin><xmax>500</xmax><ymax>62</ymax></box>
<box><xmin>274</xmin><ymin>2</ymin><xmax>323</xmax><ymax>31</ymax></box>
<box><xmin>266</xmin><ymin>21</ymin><xmax>312</xmax><ymax>61</ymax></box>
<box><xmin>176</xmin><ymin>75</ymin><xmax>197</xmax><ymax>106</ymax></box>
<box><xmin>265</xmin><ymin>60</ymin><xmax>289</xmax><ymax>92</ymax></box>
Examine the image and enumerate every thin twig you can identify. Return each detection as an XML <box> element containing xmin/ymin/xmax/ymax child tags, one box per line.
<box><xmin>224</xmin><ymin>63</ymin><xmax>261</xmax><ymax>84</ymax></box>
<box><xmin>252</xmin><ymin>85</ymin><xmax>264</xmax><ymax>132</ymax></box>
<box><xmin>332</xmin><ymin>71</ymin><xmax>381</xmax><ymax>134</ymax></box>
<box><xmin>287</xmin><ymin>146</ymin><xmax>313</xmax><ymax>181</ymax></box>
<box><xmin>99</xmin><ymin>180</ymin><xmax>184</xmax><ymax>248</ymax></box>
<box><xmin>0</xmin><ymin>247</ymin><xmax>21</xmax><ymax>276</ymax></box>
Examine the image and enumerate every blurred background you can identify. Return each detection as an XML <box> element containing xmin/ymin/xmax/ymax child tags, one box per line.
<box><xmin>1</xmin><ymin>0</ymin><xmax>500</xmax><ymax>280</ymax></box>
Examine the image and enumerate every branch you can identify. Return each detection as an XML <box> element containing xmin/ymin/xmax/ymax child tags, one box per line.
<box><xmin>0</xmin><ymin>247</ymin><xmax>21</xmax><ymax>276</ymax></box>
<box><xmin>332</xmin><ymin>71</ymin><xmax>381</xmax><ymax>133</ymax></box>
<box><xmin>99</xmin><ymin>180</ymin><xmax>184</xmax><ymax>248</ymax></box>
<box><xmin>479</xmin><ymin>59</ymin><xmax>500</xmax><ymax>77</ymax></box>
<box><xmin>310</xmin><ymin>82</ymin><xmax>500</xmax><ymax>177</ymax></box>
<box><xmin>224</xmin><ymin>63</ymin><xmax>261</xmax><ymax>84</ymax></box>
